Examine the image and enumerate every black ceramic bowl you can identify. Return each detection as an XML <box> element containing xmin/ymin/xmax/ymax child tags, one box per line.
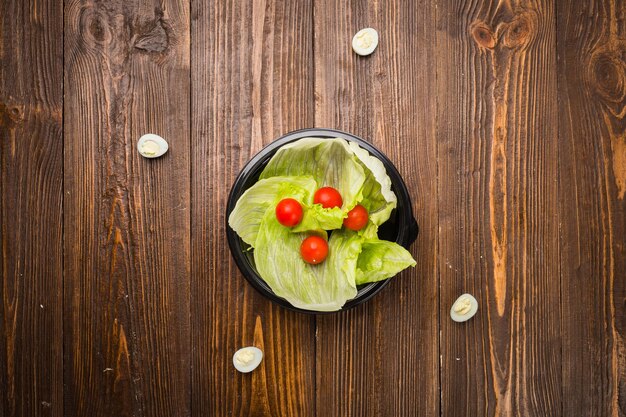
<box><xmin>225</xmin><ymin>128</ymin><xmax>418</xmax><ymax>314</ymax></box>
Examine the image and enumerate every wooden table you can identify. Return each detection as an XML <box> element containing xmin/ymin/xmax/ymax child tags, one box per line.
<box><xmin>2</xmin><ymin>0</ymin><xmax>625</xmax><ymax>416</ymax></box>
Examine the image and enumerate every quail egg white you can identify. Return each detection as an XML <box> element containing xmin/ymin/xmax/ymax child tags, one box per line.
<box><xmin>352</xmin><ymin>28</ymin><xmax>379</xmax><ymax>56</ymax></box>
<box><xmin>232</xmin><ymin>346</ymin><xmax>263</xmax><ymax>373</ymax></box>
<box><xmin>137</xmin><ymin>133</ymin><xmax>169</xmax><ymax>158</ymax></box>
<box><xmin>450</xmin><ymin>293</ymin><xmax>478</xmax><ymax>322</ymax></box>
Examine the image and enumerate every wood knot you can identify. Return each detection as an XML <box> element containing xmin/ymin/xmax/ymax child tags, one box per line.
<box><xmin>589</xmin><ymin>49</ymin><xmax>626</xmax><ymax>103</ymax></box>
<box><xmin>133</xmin><ymin>8</ymin><xmax>169</xmax><ymax>54</ymax></box>
<box><xmin>89</xmin><ymin>17</ymin><xmax>106</xmax><ymax>42</ymax></box>
<box><xmin>471</xmin><ymin>22</ymin><xmax>496</xmax><ymax>49</ymax></box>
<box><xmin>80</xmin><ymin>7</ymin><xmax>112</xmax><ymax>46</ymax></box>
<box><xmin>503</xmin><ymin>11</ymin><xmax>537</xmax><ymax>49</ymax></box>
<box><xmin>0</xmin><ymin>103</ymin><xmax>23</xmax><ymax>128</ymax></box>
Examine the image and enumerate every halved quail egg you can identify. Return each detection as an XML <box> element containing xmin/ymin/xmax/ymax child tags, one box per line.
<box><xmin>352</xmin><ymin>28</ymin><xmax>379</xmax><ymax>56</ymax></box>
<box><xmin>137</xmin><ymin>133</ymin><xmax>169</xmax><ymax>158</ymax></box>
<box><xmin>232</xmin><ymin>346</ymin><xmax>263</xmax><ymax>373</ymax></box>
<box><xmin>450</xmin><ymin>293</ymin><xmax>478</xmax><ymax>322</ymax></box>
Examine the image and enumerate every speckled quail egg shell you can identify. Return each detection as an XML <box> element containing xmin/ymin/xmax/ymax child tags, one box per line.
<box><xmin>137</xmin><ymin>133</ymin><xmax>169</xmax><ymax>158</ymax></box>
<box><xmin>450</xmin><ymin>293</ymin><xmax>479</xmax><ymax>322</ymax></box>
<box><xmin>232</xmin><ymin>346</ymin><xmax>263</xmax><ymax>373</ymax></box>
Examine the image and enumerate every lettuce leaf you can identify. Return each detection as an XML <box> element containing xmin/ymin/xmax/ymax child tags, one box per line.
<box><xmin>259</xmin><ymin>138</ymin><xmax>398</xmax><ymax>226</ymax></box>
<box><xmin>355</xmin><ymin>239</ymin><xmax>416</xmax><ymax>285</ymax></box>
<box><xmin>254</xmin><ymin>211</ymin><xmax>361</xmax><ymax>311</ymax></box>
<box><xmin>260</xmin><ymin>138</ymin><xmax>366</xmax><ymax>211</ymax></box>
<box><xmin>228</xmin><ymin>176</ymin><xmax>317</xmax><ymax>247</ymax></box>
<box><xmin>348</xmin><ymin>141</ymin><xmax>397</xmax><ymax>225</ymax></box>
<box><xmin>291</xmin><ymin>204</ymin><xmax>345</xmax><ymax>233</ymax></box>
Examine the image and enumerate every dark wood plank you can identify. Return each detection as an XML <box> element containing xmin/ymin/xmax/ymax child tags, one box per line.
<box><xmin>557</xmin><ymin>0</ymin><xmax>626</xmax><ymax>415</ymax></box>
<box><xmin>63</xmin><ymin>1</ymin><xmax>191</xmax><ymax>415</ymax></box>
<box><xmin>0</xmin><ymin>0</ymin><xmax>64</xmax><ymax>415</ymax></box>
<box><xmin>313</xmin><ymin>1</ymin><xmax>439</xmax><ymax>415</ymax></box>
<box><xmin>190</xmin><ymin>0</ymin><xmax>316</xmax><ymax>415</ymax></box>
<box><xmin>436</xmin><ymin>1</ymin><xmax>560</xmax><ymax>415</ymax></box>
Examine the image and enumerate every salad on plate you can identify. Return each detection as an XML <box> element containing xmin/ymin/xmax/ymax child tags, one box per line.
<box><xmin>228</xmin><ymin>137</ymin><xmax>416</xmax><ymax>312</ymax></box>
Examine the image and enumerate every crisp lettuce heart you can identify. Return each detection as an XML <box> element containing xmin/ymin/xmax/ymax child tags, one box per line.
<box><xmin>291</xmin><ymin>204</ymin><xmax>345</xmax><ymax>233</ymax></box>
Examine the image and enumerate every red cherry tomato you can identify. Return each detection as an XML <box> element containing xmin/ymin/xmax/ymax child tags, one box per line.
<box><xmin>300</xmin><ymin>235</ymin><xmax>329</xmax><ymax>264</ymax></box>
<box><xmin>275</xmin><ymin>198</ymin><xmax>303</xmax><ymax>227</ymax></box>
<box><xmin>313</xmin><ymin>187</ymin><xmax>343</xmax><ymax>209</ymax></box>
<box><xmin>343</xmin><ymin>204</ymin><xmax>369</xmax><ymax>231</ymax></box>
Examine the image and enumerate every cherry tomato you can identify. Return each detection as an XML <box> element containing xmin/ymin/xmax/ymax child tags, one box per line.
<box><xmin>275</xmin><ymin>198</ymin><xmax>303</xmax><ymax>227</ymax></box>
<box><xmin>343</xmin><ymin>204</ymin><xmax>369</xmax><ymax>231</ymax></box>
<box><xmin>313</xmin><ymin>187</ymin><xmax>343</xmax><ymax>209</ymax></box>
<box><xmin>300</xmin><ymin>235</ymin><xmax>329</xmax><ymax>264</ymax></box>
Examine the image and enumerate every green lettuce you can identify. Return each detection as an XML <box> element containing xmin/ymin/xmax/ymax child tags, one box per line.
<box><xmin>355</xmin><ymin>239</ymin><xmax>416</xmax><ymax>285</ymax></box>
<box><xmin>292</xmin><ymin>204</ymin><xmax>345</xmax><ymax>233</ymax></box>
<box><xmin>260</xmin><ymin>138</ymin><xmax>398</xmax><ymax>225</ymax></box>
<box><xmin>260</xmin><ymin>138</ymin><xmax>367</xmax><ymax>210</ymax></box>
<box><xmin>254</xmin><ymin>211</ymin><xmax>361</xmax><ymax>311</ymax></box>
<box><xmin>348</xmin><ymin>142</ymin><xmax>397</xmax><ymax>225</ymax></box>
<box><xmin>228</xmin><ymin>176</ymin><xmax>316</xmax><ymax>247</ymax></box>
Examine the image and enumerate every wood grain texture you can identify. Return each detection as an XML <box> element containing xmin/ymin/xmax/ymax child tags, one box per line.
<box><xmin>436</xmin><ymin>0</ymin><xmax>561</xmax><ymax>415</ymax></box>
<box><xmin>313</xmin><ymin>0</ymin><xmax>439</xmax><ymax>415</ymax></box>
<box><xmin>63</xmin><ymin>0</ymin><xmax>191</xmax><ymax>416</ymax></box>
<box><xmin>557</xmin><ymin>0</ymin><xmax>626</xmax><ymax>415</ymax></box>
<box><xmin>190</xmin><ymin>0</ymin><xmax>316</xmax><ymax>415</ymax></box>
<box><xmin>0</xmin><ymin>0</ymin><xmax>64</xmax><ymax>415</ymax></box>
<box><xmin>3</xmin><ymin>0</ymin><xmax>626</xmax><ymax>415</ymax></box>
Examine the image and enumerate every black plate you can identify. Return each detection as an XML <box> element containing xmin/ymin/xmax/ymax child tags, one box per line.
<box><xmin>225</xmin><ymin>128</ymin><xmax>419</xmax><ymax>314</ymax></box>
